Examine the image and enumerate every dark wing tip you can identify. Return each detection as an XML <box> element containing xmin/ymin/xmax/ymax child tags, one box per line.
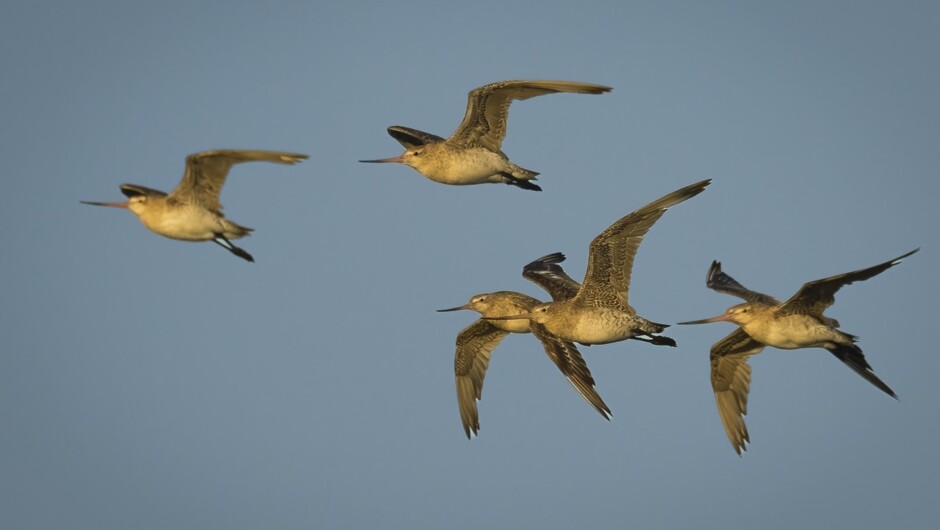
<box><xmin>119</xmin><ymin>184</ymin><xmax>167</xmax><ymax>198</ymax></box>
<box><xmin>893</xmin><ymin>247</ymin><xmax>920</xmax><ymax>264</ymax></box>
<box><xmin>386</xmin><ymin>126</ymin><xmax>445</xmax><ymax>148</ymax></box>
<box><xmin>523</xmin><ymin>252</ymin><xmax>567</xmax><ymax>272</ymax></box>
<box><xmin>572</xmin><ymin>83</ymin><xmax>613</xmax><ymax>94</ymax></box>
<box><xmin>463</xmin><ymin>425</ymin><xmax>474</xmax><ymax>439</ymax></box>
<box><xmin>706</xmin><ymin>261</ymin><xmax>723</xmax><ymax>284</ymax></box>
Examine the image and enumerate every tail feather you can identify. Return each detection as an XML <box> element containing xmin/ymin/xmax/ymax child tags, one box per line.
<box><xmin>509</xmin><ymin>164</ymin><xmax>540</xmax><ymax>180</ymax></box>
<box><xmin>223</xmin><ymin>219</ymin><xmax>253</xmax><ymax>238</ymax></box>
<box><xmin>827</xmin><ymin>343</ymin><xmax>897</xmax><ymax>398</ymax></box>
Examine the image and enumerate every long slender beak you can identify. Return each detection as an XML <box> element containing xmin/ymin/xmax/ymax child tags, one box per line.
<box><xmin>359</xmin><ymin>155</ymin><xmax>404</xmax><ymax>164</ymax></box>
<box><xmin>437</xmin><ymin>304</ymin><xmax>472</xmax><ymax>312</ymax></box>
<box><xmin>677</xmin><ymin>313</ymin><xmax>732</xmax><ymax>325</ymax></box>
<box><xmin>484</xmin><ymin>314</ymin><xmax>532</xmax><ymax>321</ymax></box>
<box><xmin>80</xmin><ymin>200</ymin><xmax>129</xmax><ymax>209</ymax></box>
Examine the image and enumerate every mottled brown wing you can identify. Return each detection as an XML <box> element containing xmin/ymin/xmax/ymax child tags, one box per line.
<box><xmin>779</xmin><ymin>249</ymin><xmax>919</xmax><ymax>317</ymax></box>
<box><xmin>529</xmin><ymin>322</ymin><xmax>612</xmax><ymax>420</ymax></box>
<box><xmin>454</xmin><ymin>320</ymin><xmax>510</xmax><ymax>439</ymax></box>
<box><xmin>710</xmin><ymin>328</ymin><xmax>765</xmax><ymax>455</ymax></box>
<box><xmin>169</xmin><ymin>149</ymin><xmax>309</xmax><ymax>211</ymax></box>
<box><xmin>705</xmin><ymin>261</ymin><xmax>779</xmax><ymax>305</ymax></box>
<box><xmin>522</xmin><ymin>252</ymin><xmax>582</xmax><ymax>301</ymax></box>
<box><xmin>449</xmin><ymin>80</ymin><xmax>612</xmax><ymax>152</ymax></box>
<box><xmin>577</xmin><ymin>179</ymin><xmax>711</xmax><ymax>310</ymax></box>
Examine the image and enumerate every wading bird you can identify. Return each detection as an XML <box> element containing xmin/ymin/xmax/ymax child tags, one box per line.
<box><xmin>438</xmin><ymin>253</ymin><xmax>611</xmax><ymax>438</ymax></box>
<box><xmin>487</xmin><ymin>179</ymin><xmax>711</xmax><ymax>349</ymax></box>
<box><xmin>678</xmin><ymin>249</ymin><xmax>918</xmax><ymax>454</ymax></box>
<box><xmin>360</xmin><ymin>80</ymin><xmax>611</xmax><ymax>191</ymax></box>
<box><xmin>82</xmin><ymin>149</ymin><xmax>308</xmax><ymax>262</ymax></box>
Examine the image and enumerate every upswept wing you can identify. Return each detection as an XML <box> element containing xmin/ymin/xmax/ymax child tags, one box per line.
<box><xmin>169</xmin><ymin>149</ymin><xmax>308</xmax><ymax>211</ymax></box>
<box><xmin>529</xmin><ymin>322</ymin><xmax>612</xmax><ymax>420</ymax></box>
<box><xmin>522</xmin><ymin>252</ymin><xmax>582</xmax><ymax>301</ymax></box>
<box><xmin>779</xmin><ymin>249</ymin><xmax>919</xmax><ymax>317</ymax></box>
<box><xmin>578</xmin><ymin>179</ymin><xmax>711</xmax><ymax>310</ymax></box>
<box><xmin>449</xmin><ymin>80</ymin><xmax>611</xmax><ymax>152</ymax></box>
<box><xmin>454</xmin><ymin>320</ymin><xmax>510</xmax><ymax>439</ymax></box>
<box><xmin>710</xmin><ymin>328</ymin><xmax>766</xmax><ymax>455</ymax></box>
<box><xmin>705</xmin><ymin>261</ymin><xmax>779</xmax><ymax>305</ymax></box>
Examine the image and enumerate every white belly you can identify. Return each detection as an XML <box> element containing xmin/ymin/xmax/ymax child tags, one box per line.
<box><xmin>419</xmin><ymin>148</ymin><xmax>512</xmax><ymax>185</ymax></box>
<box><xmin>744</xmin><ymin>317</ymin><xmax>846</xmax><ymax>350</ymax></box>
<box><xmin>138</xmin><ymin>208</ymin><xmax>233</xmax><ymax>241</ymax></box>
<box><xmin>551</xmin><ymin>308</ymin><xmax>634</xmax><ymax>345</ymax></box>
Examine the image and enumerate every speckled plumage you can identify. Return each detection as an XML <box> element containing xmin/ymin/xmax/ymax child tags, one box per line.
<box><xmin>679</xmin><ymin>249</ymin><xmax>918</xmax><ymax>454</ymax></box>
<box><xmin>439</xmin><ymin>253</ymin><xmax>612</xmax><ymax>439</ymax></box>
<box><xmin>360</xmin><ymin>80</ymin><xmax>611</xmax><ymax>190</ymax></box>
<box><xmin>82</xmin><ymin>149</ymin><xmax>308</xmax><ymax>262</ymax></box>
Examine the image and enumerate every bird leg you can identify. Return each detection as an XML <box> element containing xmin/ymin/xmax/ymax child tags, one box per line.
<box><xmin>631</xmin><ymin>333</ymin><xmax>677</xmax><ymax>347</ymax></box>
<box><xmin>212</xmin><ymin>235</ymin><xmax>255</xmax><ymax>262</ymax></box>
<box><xmin>498</xmin><ymin>172</ymin><xmax>542</xmax><ymax>192</ymax></box>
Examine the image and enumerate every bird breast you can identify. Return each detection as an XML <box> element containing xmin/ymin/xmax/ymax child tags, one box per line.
<box><xmin>410</xmin><ymin>144</ymin><xmax>510</xmax><ymax>184</ymax></box>
<box><xmin>137</xmin><ymin>204</ymin><xmax>229</xmax><ymax>241</ymax></box>
<box><xmin>544</xmin><ymin>306</ymin><xmax>635</xmax><ymax>345</ymax></box>
<box><xmin>742</xmin><ymin>314</ymin><xmax>846</xmax><ymax>350</ymax></box>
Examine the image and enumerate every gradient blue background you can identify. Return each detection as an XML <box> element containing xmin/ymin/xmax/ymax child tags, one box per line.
<box><xmin>2</xmin><ymin>1</ymin><xmax>938</xmax><ymax>528</ymax></box>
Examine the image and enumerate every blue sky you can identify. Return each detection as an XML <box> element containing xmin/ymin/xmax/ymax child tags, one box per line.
<box><xmin>1</xmin><ymin>1</ymin><xmax>938</xmax><ymax>528</ymax></box>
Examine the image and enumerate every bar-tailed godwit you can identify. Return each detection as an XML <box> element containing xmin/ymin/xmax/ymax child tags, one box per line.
<box><xmin>438</xmin><ymin>253</ymin><xmax>611</xmax><ymax>438</ymax></box>
<box><xmin>81</xmin><ymin>149</ymin><xmax>308</xmax><ymax>262</ymax></box>
<box><xmin>678</xmin><ymin>249</ymin><xmax>918</xmax><ymax>454</ymax></box>
<box><xmin>360</xmin><ymin>80</ymin><xmax>611</xmax><ymax>191</ymax></box>
<box><xmin>487</xmin><ymin>180</ymin><xmax>711</xmax><ymax>348</ymax></box>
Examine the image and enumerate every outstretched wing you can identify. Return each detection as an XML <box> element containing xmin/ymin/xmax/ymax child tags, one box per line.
<box><xmin>578</xmin><ymin>179</ymin><xmax>710</xmax><ymax>310</ymax></box>
<box><xmin>522</xmin><ymin>252</ymin><xmax>582</xmax><ymax>301</ymax></box>
<box><xmin>454</xmin><ymin>320</ymin><xmax>509</xmax><ymax>439</ymax></box>
<box><xmin>710</xmin><ymin>328</ymin><xmax>766</xmax><ymax>455</ymax></box>
<box><xmin>779</xmin><ymin>249</ymin><xmax>919</xmax><ymax>317</ymax></box>
<box><xmin>449</xmin><ymin>80</ymin><xmax>611</xmax><ymax>152</ymax></box>
<box><xmin>169</xmin><ymin>150</ymin><xmax>308</xmax><ymax>211</ymax></box>
<box><xmin>827</xmin><ymin>343</ymin><xmax>898</xmax><ymax>398</ymax></box>
<box><xmin>705</xmin><ymin>261</ymin><xmax>779</xmax><ymax>305</ymax></box>
<box><xmin>529</xmin><ymin>322</ymin><xmax>612</xmax><ymax>420</ymax></box>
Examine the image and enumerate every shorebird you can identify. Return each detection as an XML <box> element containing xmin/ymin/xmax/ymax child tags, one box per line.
<box><xmin>359</xmin><ymin>80</ymin><xmax>611</xmax><ymax>191</ymax></box>
<box><xmin>438</xmin><ymin>253</ymin><xmax>611</xmax><ymax>438</ymax></box>
<box><xmin>678</xmin><ymin>249</ymin><xmax>919</xmax><ymax>454</ymax></box>
<box><xmin>487</xmin><ymin>179</ymin><xmax>711</xmax><ymax>347</ymax></box>
<box><xmin>81</xmin><ymin>149</ymin><xmax>309</xmax><ymax>262</ymax></box>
